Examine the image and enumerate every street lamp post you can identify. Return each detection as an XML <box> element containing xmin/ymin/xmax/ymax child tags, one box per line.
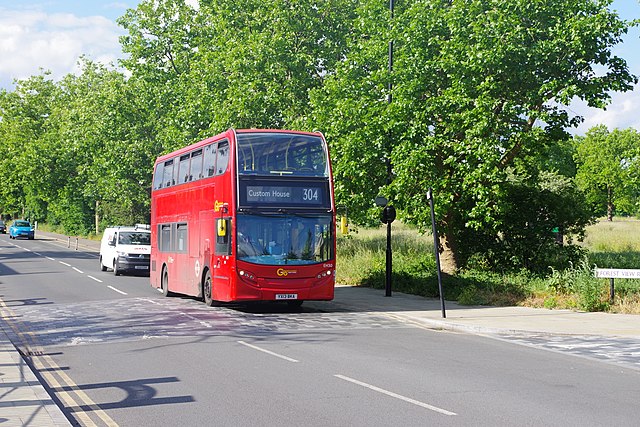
<box><xmin>376</xmin><ymin>196</ymin><xmax>396</xmax><ymax>297</ymax></box>
<box><xmin>388</xmin><ymin>0</ymin><xmax>394</xmax><ymax>105</ymax></box>
<box><xmin>427</xmin><ymin>188</ymin><xmax>446</xmax><ymax>318</ymax></box>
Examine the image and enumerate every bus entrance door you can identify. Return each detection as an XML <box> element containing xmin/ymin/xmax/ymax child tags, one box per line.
<box><xmin>213</xmin><ymin>217</ymin><xmax>231</xmax><ymax>301</ymax></box>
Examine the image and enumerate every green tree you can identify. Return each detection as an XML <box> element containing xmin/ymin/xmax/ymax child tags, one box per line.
<box><xmin>0</xmin><ymin>61</ymin><xmax>158</xmax><ymax>234</ymax></box>
<box><xmin>118</xmin><ymin>0</ymin><xmax>358</xmax><ymax>146</ymax></box>
<box><xmin>311</xmin><ymin>0</ymin><xmax>637</xmax><ymax>273</ymax></box>
<box><xmin>48</xmin><ymin>60</ymin><xmax>161</xmax><ymax>232</ymax></box>
<box><xmin>574</xmin><ymin>125</ymin><xmax>640</xmax><ymax>220</ymax></box>
<box><xmin>0</xmin><ymin>73</ymin><xmax>60</xmax><ymax>220</ymax></box>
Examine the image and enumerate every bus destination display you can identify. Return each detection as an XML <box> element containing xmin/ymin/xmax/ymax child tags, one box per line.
<box><xmin>244</xmin><ymin>184</ymin><xmax>327</xmax><ymax>206</ymax></box>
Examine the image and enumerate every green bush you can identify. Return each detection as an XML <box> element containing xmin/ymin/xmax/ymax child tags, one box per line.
<box><xmin>542</xmin><ymin>259</ymin><xmax>610</xmax><ymax>312</ymax></box>
<box><xmin>336</xmin><ymin>221</ymin><xmax>640</xmax><ymax>313</ymax></box>
<box><xmin>457</xmin><ymin>285</ymin><xmax>486</xmax><ymax>306</ymax></box>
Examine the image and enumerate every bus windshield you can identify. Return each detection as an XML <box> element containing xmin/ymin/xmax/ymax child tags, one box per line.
<box><xmin>237</xmin><ymin>133</ymin><xmax>328</xmax><ymax>177</ymax></box>
<box><xmin>237</xmin><ymin>213</ymin><xmax>333</xmax><ymax>265</ymax></box>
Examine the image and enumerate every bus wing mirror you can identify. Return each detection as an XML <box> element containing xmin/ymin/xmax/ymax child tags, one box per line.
<box><xmin>217</xmin><ymin>219</ymin><xmax>227</xmax><ymax>237</ymax></box>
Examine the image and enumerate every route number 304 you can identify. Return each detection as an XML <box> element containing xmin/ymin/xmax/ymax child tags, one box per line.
<box><xmin>303</xmin><ymin>188</ymin><xmax>319</xmax><ymax>201</ymax></box>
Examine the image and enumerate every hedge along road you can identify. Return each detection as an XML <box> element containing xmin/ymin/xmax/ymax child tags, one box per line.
<box><xmin>0</xmin><ymin>234</ymin><xmax>639</xmax><ymax>426</ymax></box>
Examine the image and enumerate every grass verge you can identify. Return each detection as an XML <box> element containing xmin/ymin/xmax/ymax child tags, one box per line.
<box><xmin>337</xmin><ymin>219</ymin><xmax>640</xmax><ymax>314</ymax></box>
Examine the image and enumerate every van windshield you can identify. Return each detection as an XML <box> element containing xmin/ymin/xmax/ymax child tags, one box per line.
<box><xmin>118</xmin><ymin>232</ymin><xmax>151</xmax><ymax>245</ymax></box>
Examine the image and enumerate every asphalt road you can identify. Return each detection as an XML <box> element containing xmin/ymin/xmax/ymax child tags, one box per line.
<box><xmin>0</xmin><ymin>234</ymin><xmax>639</xmax><ymax>426</ymax></box>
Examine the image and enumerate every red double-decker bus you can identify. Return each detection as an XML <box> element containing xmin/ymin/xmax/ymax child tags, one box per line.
<box><xmin>150</xmin><ymin>129</ymin><xmax>336</xmax><ymax>306</ymax></box>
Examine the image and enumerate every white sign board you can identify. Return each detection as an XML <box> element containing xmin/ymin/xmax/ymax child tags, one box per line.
<box><xmin>595</xmin><ymin>268</ymin><xmax>640</xmax><ymax>279</ymax></box>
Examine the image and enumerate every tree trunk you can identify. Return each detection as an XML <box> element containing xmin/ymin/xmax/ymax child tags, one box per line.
<box><xmin>439</xmin><ymin>232</ymin><xmax>459</xmax><ymax>275</ymax></box>
<box><xmin>95</xmin><ymin>200</ymin><xmax>100</xmax><ymax>234</ymax></box>
<box><xmin>607</xmin><ymin>185</ymin><xmax>614</xmax><ymax>221</ymax></box>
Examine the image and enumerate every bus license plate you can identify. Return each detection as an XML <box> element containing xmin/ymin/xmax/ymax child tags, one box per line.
<box><xmin>276</xmin><ymin>293</ymin><xmax>298</xmax><ymax>300</ymax></box>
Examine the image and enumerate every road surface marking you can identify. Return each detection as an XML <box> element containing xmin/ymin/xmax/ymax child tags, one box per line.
<box><xmin>334</xmin><ymin>374</ymin><xmax>457</xmax><ymax>416</ymax></box>
<box><xmin>237</xmin><ymin>340</ymin><xmax>299</xmax><ymax>363</ymax></box>
<box><xmin>0</xmin><ymin>298</ymin><xmax>118</xmax><ymax>426</ymax></box>
<box><xmin>59</xmin><ymin>261</ymin><xmax>71</xmax><ymax>267</ymax></box>
<box><xmin>179</xmin><ymin>312</ymin><xmax>212</xmax><ymax>328</ymax></box>
<box><xmin>46</xmin><ymin>256</ymin><xmax>56</xmax><ymax>261</ymax></box>
<box><xmin>23</xmin><ymin>247</ymin><xmax>31</xmax><ymax>252</ymax></box>
<box><xmin>73</xmin><ymin>267</ymin><xmax>84</xmax><ymax>274</ymax></box>
<box><xmin>87</xmin><ymin>275</ymin><xmax>102</xmax><ymax>283</ymax></box>
<box><xmin>37</xmin><ymin>354</ymin><xmax>120</xmax><ymax>426</ymax></box>
<box><xmin>107</xmin><ymin>285</ymin><xmax>128</xmax><ymax>295</ymax></box>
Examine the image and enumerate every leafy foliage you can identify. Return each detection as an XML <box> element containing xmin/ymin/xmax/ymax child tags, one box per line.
<box><xmin>311</xmin><ymin>0</ymin><xmax>636</xmax><ymax>272</ymax></box>
<box><xmin>574</xmin><ymin>125</ymin><xmax>640</xmax><ymax>219</ymax></box>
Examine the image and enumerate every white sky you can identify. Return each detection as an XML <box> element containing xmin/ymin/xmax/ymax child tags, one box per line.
<box><xmin>0</xmin><ymin>0</ymin><xmax>638</xmax><ymax>136</ymax></box>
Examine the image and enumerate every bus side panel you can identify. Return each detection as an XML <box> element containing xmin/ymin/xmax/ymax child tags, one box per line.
<box><xmin>212</xmin><ymin>259</ymin><xmax>232</xmax><ymax>301</ymax></box>
<box><xmin>199</xmin><ymin>209</ymin><xmax>214</xmax><ymax>288</ymax></box>
<box><xmin>188</xmin><ymin>202</ymin><xmax>201</xmax><ymax>297</ymax></box>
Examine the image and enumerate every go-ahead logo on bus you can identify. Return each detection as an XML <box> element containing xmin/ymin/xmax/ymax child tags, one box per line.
<box><xmin>214</xmin><ymin>200</ymin><xmax>226</xmax><ymax>212</ymax></box>
<box><xmin>276</xmin><ymin>268</ymin><xmax>298</xmax><ymax>277</ymax></box>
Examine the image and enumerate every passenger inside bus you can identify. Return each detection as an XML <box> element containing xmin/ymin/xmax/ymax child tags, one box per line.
<box><xmin>237</xmin><ymin>224</ymin><xmax>265</xmax><ymax>257</ymax></box>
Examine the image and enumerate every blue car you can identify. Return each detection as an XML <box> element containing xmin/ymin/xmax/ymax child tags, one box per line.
<box><xmin>9</xmin><ymin>220</ymin><xmax>35</xmax><ymax>240</ymax></box>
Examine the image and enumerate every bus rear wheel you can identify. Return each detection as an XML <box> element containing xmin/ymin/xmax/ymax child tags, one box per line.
<box><xmin>161</xmin><ymin>267</ymin><xmax>172</xmax><ymax>297</ymax></box>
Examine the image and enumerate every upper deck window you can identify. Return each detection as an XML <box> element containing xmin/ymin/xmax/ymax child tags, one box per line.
<box><xmin>237</xmin><ymin>133</ymin><xmax>328</xmax><ymax>177</ymax></box>
<box><xmin>163</xmin><ymin>159</ymin><xmax>174</xmax><ymax>188</ymax></box>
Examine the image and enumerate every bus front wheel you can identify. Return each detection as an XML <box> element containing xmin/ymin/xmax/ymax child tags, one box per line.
<box><xmin>203</xmin><ymin>270</ymin><xmax>216</xmax><ymax>307</ymax></box>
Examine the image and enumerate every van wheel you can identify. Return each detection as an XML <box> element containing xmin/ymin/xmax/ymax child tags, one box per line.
<box><xmin>99</xmin><ymin>257</ymin><xmax>107</xmax><ymax>272</ymax></box>
<box><xmin>113</xmin><ymin>259</ymin><xmax>120</xmax><ymax>276</ymax></box>
<box><xmin>161</xmin><ymin>267</ymin><xmax>172</xmax><ymax>297</ymax></box>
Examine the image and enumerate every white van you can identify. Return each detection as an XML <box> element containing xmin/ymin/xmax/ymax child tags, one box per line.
<box><xmin>99</xmin><ymin>225</ymin><xmax>151</xmax><ymax>275</ymax></box>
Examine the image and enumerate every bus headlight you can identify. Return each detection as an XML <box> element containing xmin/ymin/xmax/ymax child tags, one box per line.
<box><xmin>318</xmin><ymin>270</ymin><xmax>334</xmax><ymax>279</ymax></box>
<box><xmin>239</xmin><ymin>270</ymin><xmax>256</xmax><ymax>282</ymax></box>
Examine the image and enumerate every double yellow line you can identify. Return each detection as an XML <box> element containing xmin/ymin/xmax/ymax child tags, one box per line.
<box><xmin>0</xmin><ymin>298</ymin><xmax>118</xmax><ymax>426</ymax></box>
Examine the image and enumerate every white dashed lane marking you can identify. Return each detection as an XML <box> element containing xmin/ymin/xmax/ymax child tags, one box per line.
<box><xmin>238</xmin><ymin>340</ymin><xmax>299</xmax><ymax>363</ymax></box>
<box><xmin>10</xmin><ymin>241</ymin><xmax>130</xmax><ymax>298</ymax></box>
<box><xmin>107</xmin><ymin>286</ymin><xmax>127</xmax><ymax>295</ymax></box>
<box><xmin>334</xmin><ymin>374</ymin><xmax>457</xmax><ymax>416</ymax></box>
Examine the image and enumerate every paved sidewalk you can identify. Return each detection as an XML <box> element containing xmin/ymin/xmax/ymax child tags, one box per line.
<box><xmin>331</xmin><ymin>285</ymin><xmax>640</xmax><ymax>338</ymax></box>
<box><xmin>0</xmin><ymin>230</ymin><xmax>638</xmax><ymax>425</ymax></box>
